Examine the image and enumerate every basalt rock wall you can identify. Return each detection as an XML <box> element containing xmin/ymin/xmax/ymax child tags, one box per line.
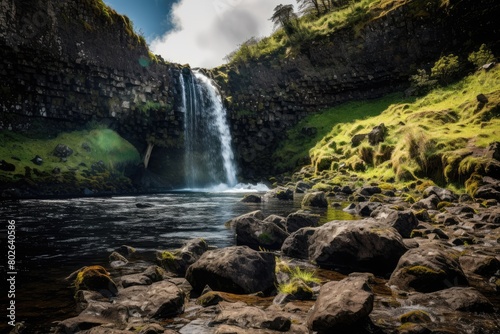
<box><xmin>0</xmin><ymin>0</ymin><xmax>185</xmax><ymax>155</ymax></box>
<box><xmin>216</xmin><ymin>0</ymin><xmax>500</xmax><ymax>181</ymax></box>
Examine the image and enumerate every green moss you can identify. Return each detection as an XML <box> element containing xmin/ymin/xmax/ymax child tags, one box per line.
<box><xmin>405</xmin><ymin>265</ymin><xmax>445</xmax><ymax>277</ymax></box>
<box><xmin>160</xmin><ymin>251</ymin><xmax>177</xmax><ymax>261</ymax></box>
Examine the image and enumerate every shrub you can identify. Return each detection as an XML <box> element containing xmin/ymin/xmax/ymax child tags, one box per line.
<box><xmin>409</xmin><ymin>69</ymin><xmax>437</xmax><ymax>95</ymax></box>
<box><xmin>468</xmin><ymin>44</ymin><xmax>495</xmax><ymax>68</ymax></box>
<box><xmin>431</xmin><ymin>54</ymin><xmax>461</xmax><ymax>84</ymax></box>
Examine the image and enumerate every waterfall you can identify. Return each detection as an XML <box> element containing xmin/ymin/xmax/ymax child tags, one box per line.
<box><xmin>179</xmin><ymin>70</ymin><xmax>237</xmax><ymax>189</ymax></box>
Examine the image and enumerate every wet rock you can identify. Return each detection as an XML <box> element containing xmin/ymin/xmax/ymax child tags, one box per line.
<box><xmin>136</xmin><ymin>203</ymin><xmax>155</xmax><ymax>208</ymax></box>
<box><xmin>301</xmin><ymin>191</ymin><xmax>328</xmax><ymax>208</ymax></box>
<box><xmin>233</xmin><ymin>215</ymin><xmax>289</xmax><ymax>250</ymax></box>
<box><xmin>68</xmin><ymin>265</ymin><xmax>118</xmax><ymax>297</ymax></box>
<box><xmin>213</xmin><ymin>302</ymin><xmax>291</xmax><ymax>332</ymax></box>
<box><xmin>109</xmin><ymin>251</ymin><xmax>128</xmax><ymax>268</ymax></box>
<box><xmin>53</xmin><ymin>144</ymin><xmax>74</xmax><ymax>158</ymax></box>
<box><xmin>115</xmin><ymin>245</ymin><xmax>136</xmax><ymax>258</ymax></box>
<box><xmin>186</xmin><ymin>246</ymin><xmax>276</xmax><ymax>296</ymax></box>
<box><xmin>307</xmin><ymin>273</ymin><xmax>374</xmax><ymax>333</ymax></box>
<box><xmin>264</xmin><ymin>186</ymin><xmax>294</xmax><ymax>201</ymax></box>
<box><xmin>120</xmin><ymin>266</ymin><xmax>167</xmax><ymax>288</ymax></box>
<box><xmin>308</xmin><ymin>220</ymin><xmax>408</xmax><ymax>274</ymax></box>
<box><xmin>281</xmin><ymin>227</ymin><xmax>316</xmax><ymax>260</ymax></box>
<box><xmin>360</xmin><ymin>186</ymin><xmax>382</xmax><ymax>196</ymax></box>
<box><xmin>0</xmin><ymin>160</ymin><xmax>15</xmax><ymax>172</ymax></box>
<box><xmin>406</xmin><ymin>287</ymin><xmax>494</xmax><ymax>313</ymax></box>
<box><xmin>226</xmin><ymin>210</ymin><xmax>265</xmax><ymax>228</ymax></box>
<box><xmin>372</xmin><ymin>208</ymin><xmax>419</xmax><ymax>238</ymax></box>
<box><xmin>241</xmin><ymin>194</ymin><xmax>261</xmax><ymax>203</ymax></box>
<box><xmin>285</xmin><ymin>210</ymin><xmax>320</xmax><ymax>233</ymax></box>
<box><xmin>388</xmin><ymin>243</ymin><xmax>468</xmax><ymax>292</ymax></box>
<box><xmin>158</xmin><ymin>238</ymin><xmax>208</xmax><ymax>276</ymax></box>
<box><xmin>413</xmin><ymin>194</ymin><xmax>439</xmax><ymax>210</ymax></box>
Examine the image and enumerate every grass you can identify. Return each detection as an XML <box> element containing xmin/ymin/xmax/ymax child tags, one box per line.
<box><xmin>0</xmin><ymin>126</ymin><xmax>140</xmax><ymax>184</ymax></box>
<box><xmin>273</xmin><ymin>93</ymin><xmax>407</xmax><ymax>173</ymax></box>
<box><xmin>283</xmin><ymin>64</ymin><xmax>500</xmax><ymax>193</ymax></box>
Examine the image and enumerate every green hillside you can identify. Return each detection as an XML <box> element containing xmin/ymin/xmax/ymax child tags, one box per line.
<box><xmin>276</xmin><ymin>63</ymin><xmax>500</xmax><ymax>196</ymax></box>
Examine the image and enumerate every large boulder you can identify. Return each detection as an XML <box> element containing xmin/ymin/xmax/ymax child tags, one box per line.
<box><xmin>67</xmin><ymin>265</ymin><xmax>118</xmax><ymax>297</ymax></box>
<box><xmin>307</xmin><ymin>273</ymin><xmax>374</xmax><ymax>333</ymax></box>
<box><xmin>308</xmin><ymin>220</ymin><xmax>408</xmax><ymax>274</ymax></box>
<box><xmin>281</xmin><ymin>227</ymin><xmax>316</xmax><ymax>260</ymax></box>
<box><xmin>285</xmin><ymin>210</ymin><xmax>320</xmax><ymax>233</ymax></box>
<box><xmin>423</xmin><ymin>186</ymin><xmax>458</xmax><ymax>202</ymax></box>
<box><xmin>226</xmin><ymin>210</ymin><xmax>265</xmax><ymax>228</ymax></box>
<box><xmin>372</xmin><ymin>208</ymin><xmax>419</xmax><ymax>238</ymax></box>
<box><xmin>157</xmin><ymin>238</ymin><xmax>208</xmax><ymax>276</ymax></box>
<box><xmin>388</xmin><ymin>243</ymin><xmax>468</xmax><ymax>292</ymax></box>
<box><xmin>301</xmin><ymin>191</ymin><xmax>328</xmax><ymax>208</ymax></box>
<box><xmin>264</xmin><ymin>186</ymin><xmax>294</xmax><ymax>201</ymax></box>
<box><xmin>185</xmin><ymin>246</ymin><xmax>276</xmax><ymax>296</ymax></box>
<box><xmin>233</xmin><ymin>215</ymin><xmax>289</xmax><ymax>250</ymax></box>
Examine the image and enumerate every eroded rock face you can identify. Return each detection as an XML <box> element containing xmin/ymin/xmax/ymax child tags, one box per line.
<box><xmin>307</xmin><ymin>273</ymin><xmax>374</xmax><ymax>333</ymax></box>
<box><xmin>388</xmin><ymin>243</ymin><xmax>468</xmax><ymax>292</ymax></box>
<box><xmin>185</xmin><ymin>246</ymin><xmax>276</xmax><ymax>296</ymax></box>
<box><xmin>308</xmin><ymin>220</ymin><xmax>408</xmax><ymax>274</ymax></box>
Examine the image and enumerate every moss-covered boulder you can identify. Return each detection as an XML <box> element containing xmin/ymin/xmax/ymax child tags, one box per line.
<box><xmin>388</xmin><ymin>243</ymin><xmax>468</xmax><ymax>292</ymax></box>
<box><xmin>69</xmin><ymin>265</ymin><xmax>118</xmax><ymax>297</ymax></box>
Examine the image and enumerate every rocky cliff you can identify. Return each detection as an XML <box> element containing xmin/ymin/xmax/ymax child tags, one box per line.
<box><xmin>216</xmin><ymin>0</ymin><xmax>500</xmax><ymax>181</ymax></box>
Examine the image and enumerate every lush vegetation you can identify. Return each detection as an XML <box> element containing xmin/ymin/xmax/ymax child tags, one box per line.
<box><xmin>0</xmin><ymin>125</ymin><xmax>140</xmax><ymax>192</ymax></box>
<box><xmin>225</xmin><ymin>0</ymin><xmax>416</xmax><ymax>64</ymax></box>
<box><xmin>282</xmin><ymin>59</ymin><xmax>500</xmax><ymax>195</ymax></box>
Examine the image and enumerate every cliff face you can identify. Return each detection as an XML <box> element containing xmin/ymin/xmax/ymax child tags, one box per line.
<box><xmin>217</xmin><ymin>0</ymin><xmax>500</xmax><ymax>181</ymax></box>
<box><xmin>1</xmin><ymin>0</ymin><xmax>499</xmax><ymax>188</ymax></box>
<box><xmin>0</xmin><ymin>0</ymin><xmax>184</xmax><ymax>153</ymax></box>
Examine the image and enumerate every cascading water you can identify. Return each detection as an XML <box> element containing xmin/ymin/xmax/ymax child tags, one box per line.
<box><xmin>179</xmin><ymin>70</ymin><xmax>237</xmax><ymax>189</ymax></box>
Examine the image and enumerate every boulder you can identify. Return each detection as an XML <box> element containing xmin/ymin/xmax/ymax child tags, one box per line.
<box><xmin>423</xmin><ymin>186</ymin><xmax>458</xmax><ymax>202</ymax></box>
<box><xmin>295</xmin><ymin>181</ymin><xmax>312</xmax><ymax>193</ymax></box>
<box><xmin>233</xmin><ymin>215</ymin><xmax>289</xmax><ymax>250</ymax></box>
<box><xmin>281</xmin><ymin>227</ymin><xmax>316</xmax><ymax>260</ymax></box>
<box><xmin>226</xmin><ymin>210</ymin><xmax>265</xmax><ymax>228</ymax></box>
<box><xmin>109</xmin><ymin>251</ymin><xmax>128</xmax><ymax>268</ymax></box>
<box><xmin>388</xmin><ymin>243</ymin><xmax>468</xmax><ymax>292</ymax></box>
<box><xmin>264</xmin><ymin>186</ymin><xmax>294</xmax><ymax>201</ymax></box>
<box><xmin>31</xmin><ymin>155</ymin><xmax>43</xmax><ymax>166</ymax></box>
<box><xmin>307</xmin><ymin>273</ymin><xmax>374</xmax><ymax>333</ymax></box>
<box><xmin>241</xmin><ymin>194</ymin><xmax>262</xmax><ymax>203</ymax></box>
<box><xmin>406</xmin><ymin>287</ymin><xmax>494</xmax><ymax>313</ymax></box>
<box><xmin>158</xmin><ymin>238</ymin><xmax>208</xmax><ymax>276</ymax></box>
<box><xmin>213</xmin><ymin>301</ymin><xmax>291</xmax><ymax>332</ymax></box>
<box><xmin>459</xmin><ymin>254</ymin><xmax>500</xmax><ymax>276</ymax></box>
<box><xmin>351</xmin><ymin>133</ymin><xmax>367</xmax><ymax>147</ymax></box>
<box><xmin>263</xmin><ymin>214</ymin><xmax>287</xmax><ymax>231</ymax></box>
<box><xmin>359</xmin><ymin>186</ymin><xmax>382</xmax><ymax>196</ymax></box>
<box><xmin>475</xmin><ymin>176</ymin><xmax>500</xmax><ymax>201</ymax></box>
<box><xmin>372</xmin><ymin>208</ymin><xmax>419</xmax><ymax>238</ymax></box>
<box><xmin>69</xmin><ymin>265</ymin><xmax>118</xmax><ymax>297</ymax></box>
<box><xmin>308</xmin><ymin>220</ymin><xmax>408</xmax><ymax>274</ymax></box>
<box><xmin>486</xmin><ymin>141</ymin><xmax>500</xmax><ymax>161</ymax></box>
<box><xmin>285</xmin><ymin>210</ymin><xmax>320</xmax><ymax>233</ymax></box>
<box><xmin>53</xmin><ymin>144</ymin><xmax>74</xmax><ymax>158</ymax></box>
<box><xmin>185</xmin><ymin>246</ymin><xmax>276</xmax><ymax>296</ymax></box>
<box><xmin>353</xmin><ymin>202</ymin><xmax>383</xmax><ymax>217</ymax></box>
<box><xmin>120</xmin><ymin>266</ymin><xmax>167</xmax><ymax>288</ymax></box>
<box><xmin>301</xmin><ymin>191</ymin><xmax>328</xmax><ymax>208</ymax></box>
<box><xmin>413</xmin><ymin>194</ymin><xmax>439</xmax><ymax>210</ymax></box>
<box><xmin>368</xmin><ymin>123</ymin><xmax>387</xmax><ymax>145</ymax></box>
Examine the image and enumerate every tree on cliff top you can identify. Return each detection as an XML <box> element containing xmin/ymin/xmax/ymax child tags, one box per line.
<box><xmin>270</xmin><ymin>4</ymin><xmax>299</xmax><ymax>37</ymax></box>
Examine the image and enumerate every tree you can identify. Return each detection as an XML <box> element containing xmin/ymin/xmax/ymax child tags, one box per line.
<box><xmin>297</xmin><ymin>0</ymin><xmax>322</xmax><ymax>16</ymax></box>
<box><xmin>270</xmin><ymin>4</ymin><xmax>298</xmax><ymax>36</ymax></box>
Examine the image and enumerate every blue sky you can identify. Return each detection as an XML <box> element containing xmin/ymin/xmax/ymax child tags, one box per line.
<box><xmin>104</xmin><ymin>0</ymin><xmax>294</xmax><ymax>68</ymax></box>
<box><xmin>103</xmin><ymin>0</ymin><xmax>179</xmax><ymax>41</ymax></box>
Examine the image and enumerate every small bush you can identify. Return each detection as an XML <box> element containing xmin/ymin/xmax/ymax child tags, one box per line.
<box><xmin>431</xmin><ymin>54</ymin><xmax>461</xmax><ymax>85</ymax></box>
<box><xmin>468</xmin><ymin>44</ymin><xmax>495</xmax><ymax>68</ymax></box>
<box><xmin>409</xmin><ymin>69</ymin><xmax>437</xmax><ymax>95</ymax></box>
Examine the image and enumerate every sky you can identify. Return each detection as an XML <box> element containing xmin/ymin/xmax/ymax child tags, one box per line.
<box><xmin>104</xmin><ymin>0</ymin><xmax>295</xmax><ymax>68</ymax></box>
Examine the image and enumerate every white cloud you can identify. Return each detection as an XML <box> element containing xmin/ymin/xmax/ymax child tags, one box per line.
<box><xmin>150</xmin><ymin>0</ymin><xmax>295</xmax><ymax>68</ymax></box>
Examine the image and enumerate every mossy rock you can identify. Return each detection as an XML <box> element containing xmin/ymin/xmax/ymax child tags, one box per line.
<box><xmin>197</xmin><ymin>291</ymin><xmax>225</xmax><ymax>307</ymax></box>
<box><xmin>410</xmin><ymin>230</ymin><xmax>425</xmax><ymax>238</ymax></box>
<box><xmin>73</xmin><ymin>265</ymin><xmax>118</xmax><ymax>297</ymax></box>
<box><xmin>405</xmin><ymin>265</ymin><xmax>446</xmax><ymax>277</ymax></box>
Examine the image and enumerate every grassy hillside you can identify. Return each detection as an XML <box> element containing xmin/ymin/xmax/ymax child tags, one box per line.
<box><xmin>279</xmin><ymin>64</ymin><xmax>500</xmax><ymax>195</ymax></box>
<box><xmin>0</xmin><ymin>126</ymin><xmax>140</xmax><ymax>195</ymax></box>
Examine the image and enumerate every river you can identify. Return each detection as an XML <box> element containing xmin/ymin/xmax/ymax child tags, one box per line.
<box><xmin>0</xmin><ymin>191</ymin><xmax>351</xmax><ymax>333</ymax></box>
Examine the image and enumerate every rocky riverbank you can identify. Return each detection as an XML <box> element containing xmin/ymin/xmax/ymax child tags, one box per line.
<box><xmin>38</xmin><ymin>175</ymin><xmax>500</xmax><ymax>334</ymax></box>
